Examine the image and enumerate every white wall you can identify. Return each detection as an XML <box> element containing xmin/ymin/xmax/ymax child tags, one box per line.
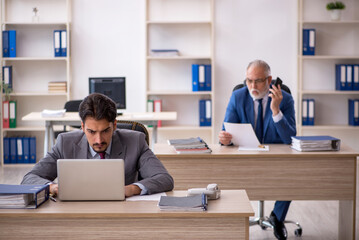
<box><xmin>70</xmin><ymin>0</ymin><xmax>298</xmax><ymax>142</ymax></box>
<box><xmin>214</xmin><ymin>0</ymin><xmax>298</xmax><ymax>140</ymax></box>
<box><xmin>71</xmin><ymin>0</ymin><xmax>146</xmax><ymax>112</ymax></box>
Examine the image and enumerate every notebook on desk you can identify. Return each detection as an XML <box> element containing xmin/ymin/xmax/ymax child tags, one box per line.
<box><xmin>57</xmin><ymin>159</ymin><xmax>125</xmax><ymax>201</ymax></box>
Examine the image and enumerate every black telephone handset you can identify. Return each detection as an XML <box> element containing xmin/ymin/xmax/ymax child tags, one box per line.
<box><xmin>272</xmin><ymin>78</ymin><xmax>283</xmax><ymax>88</ymax></box>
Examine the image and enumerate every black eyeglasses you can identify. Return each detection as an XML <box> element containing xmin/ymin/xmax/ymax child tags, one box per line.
<box><xmin>245</xmin><ymin>77</ymin><xmax>268</xmax><ymax>85</ymax></box>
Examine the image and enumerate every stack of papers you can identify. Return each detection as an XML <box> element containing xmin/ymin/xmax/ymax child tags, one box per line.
<box><xmin>224</xmin><ymin>122</ymin><xmax>269</xmax><ymax>151</ymax></box>
<box><xmin>158</xmin><ymin>194</ymin><xmax>207</xmax><ymax>212</ymax></box>
<box><xmin>41</xmin><ymin>109</ymin><xmax>66</xmax><ymax>118</ymax></box>
<box><xmin>167</xmin><ymin>137</ymin><xmax>212</xmax><ymax>154</ymax></box>
<box><xmin>150</xmin><ymin>49</ymin><xmax>179</xmax><ymax>57</ymax></box>
<box><xmin>291</xmin><ymin>136</ymin><xmax>341</xmax><ymax>152</ymax></box>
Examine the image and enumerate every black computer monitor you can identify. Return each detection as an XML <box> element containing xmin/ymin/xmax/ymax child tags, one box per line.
<box><xmin>89</xmin><ymin>77</ymin><xmax>126</xmax><ymax>112</ymax></box>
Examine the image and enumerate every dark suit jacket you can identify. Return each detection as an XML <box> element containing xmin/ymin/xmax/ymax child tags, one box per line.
<box><xmin>21</xmin><ymin>129</ymin><xmax>174</xmax><ymax>194</ymax></box>
<box><xmin>223</xmin><ymin>86</ymin><xmax>296</xmax><ymax>144</ymax></box>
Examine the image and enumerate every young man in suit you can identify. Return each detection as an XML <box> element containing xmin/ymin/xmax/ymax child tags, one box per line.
<box><xmin>219</xmin><ymin>59</ymin><xmax>296</xmax><ymax>240</ymax></box>
<box><xmin>21</xmin><ymin>93</ymin><xmax>174</xmax><ymax>198</ymax></box>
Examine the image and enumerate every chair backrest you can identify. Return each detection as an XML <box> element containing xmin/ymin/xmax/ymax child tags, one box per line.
<box><xmin>64</xmin><ymin>100</ymin><xmax>82</xmax><ymax>129</ymax></box>
<box><xmin>117</xmin><ymin>120</ymin><xmax>150</xmax><ymax>146</ymax></box>
<box><xmin>64</xmin><ymin>100</ymin><xmax>82</xmax><ymax>112</ymax></box>
<box><xmin>232</xmin><ymin>77</ymin><xmax>291</xmax><ymax>95</ymax></box>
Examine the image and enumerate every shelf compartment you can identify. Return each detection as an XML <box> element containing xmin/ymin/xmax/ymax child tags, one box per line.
<box><xmin>3</xmin><ymin>0</ymin><xmax>69</xmax><ymax>23</ymax></box>
<box><xmin>147</xmin><ymin>91</ymin><xmax>212</xmax><ymax>96</ymax></box>
<box><xmin>147</xmin><ymin>60</ymin><xmax>211</xmax><ymax>92</ymax></box>
<box><xmin>2</xmin><ymin>57</ymin><xmax>67</xmax><ymax>61</ymax></box>
<box><xmin>147</xmin><ymin>0</ymin><xmax>212</xmax><ymax>22</ymax></box>
<box><xmin>301</xmin><ymin>125</ymin><xmax>359</xmax><ymax>130</ymax></box>
<box><xmin>301</xmin><ymin>56</ymin><xmax>359</xmax><ymax>60</ymax></box>
<box><xmin>301</xmin><ymin>90</ymin><xmax>359</xmax><ymax>95</ymax></box>
<box><xmin>147</xmin><ymin>56</ymin><xmax>211</xmax><ymax>60</ymax></box>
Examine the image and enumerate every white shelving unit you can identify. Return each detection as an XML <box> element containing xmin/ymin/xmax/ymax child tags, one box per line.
<box><xmin>145</xmin><ymin>0</ymin><xmax>215</xmax><ymax>144</ymax></box>
<box><xmin>0</xmin><ymin>0</ymin><xmax>71</xmax><ymax>164</ymax></box>
<box><xmin>298</xmin><ymin>0</ymin><xmax>359</xmax><ymax>150</ymax></box>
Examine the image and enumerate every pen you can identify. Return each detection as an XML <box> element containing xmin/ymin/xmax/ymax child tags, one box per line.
<box><xmin>49</xmin><ymin>195</ymin><xmax>57</xmax><ymax>202</ymax></box>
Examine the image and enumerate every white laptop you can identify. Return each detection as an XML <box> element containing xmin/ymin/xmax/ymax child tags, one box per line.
<box><xmin>57</xmin><ymin>159</ymin><xmax>125</xmax><ymax>201</ymax></box>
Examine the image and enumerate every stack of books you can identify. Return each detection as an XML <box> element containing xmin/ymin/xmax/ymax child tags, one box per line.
<box><xmin>168</xmin><ymin>137</ymin><xmax>212</xmax><ymax>154</ymax></box>
<box><xmin>48</xmin><ymin>81</ymin><xmax>67</xmax><ymax>93</ymax></box>
<box><xmin>291</xmin><ymin>136</ymin><xmax>341</xmax><ymax>152</ymax></box>
<box><xmin>158</xmin><ymin>193</ymin><xmax>207</xmax><ymax>212</ymax></box>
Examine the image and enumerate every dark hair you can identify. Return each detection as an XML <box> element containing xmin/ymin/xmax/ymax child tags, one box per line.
<box><xmin>79</xmin><ymin>93</ymin><xmax>117</xmax><ymax>123</ymax></box>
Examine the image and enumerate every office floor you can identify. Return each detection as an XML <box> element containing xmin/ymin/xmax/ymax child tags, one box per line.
<box><xmin>1</xmin><ymin>165</ymin><xmax>358</xmax><ymax>240</ymax></box>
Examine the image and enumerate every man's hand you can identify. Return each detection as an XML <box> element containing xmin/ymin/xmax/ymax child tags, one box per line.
<box><xmin>125</xmin><ymin>184</ymin><xmax>141</xmax><ymax>197</ymax></box>
<box><xmin>269</xmin><ymin>84</ymin><xmax>283</xmax><ymax>116</ymax></box>
<box><xmin>49</xmin><ymin>183</ymin><xmax>58</xmax><ymax>196</ymax></box>
<box><xmin>219</xmin><ymin>131</ymin><xmax>232</xmax><ymax>145</ymax></box>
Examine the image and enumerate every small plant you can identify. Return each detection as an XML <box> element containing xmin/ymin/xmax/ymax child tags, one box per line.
<box><xmin>326</xmin><ymin>1</ymin><xmax>346</xmax><ymax>10</ymax></box>
<box><xmin>0</xmin><ymin>82</ymin><xmax>12</xmax><ymax>101</ymax></box>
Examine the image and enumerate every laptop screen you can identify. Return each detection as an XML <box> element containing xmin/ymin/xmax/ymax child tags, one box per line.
<box><xmin>57</xmin><ymin>159</ymin><xmax>125</xmax><ymax>201</ymax></box>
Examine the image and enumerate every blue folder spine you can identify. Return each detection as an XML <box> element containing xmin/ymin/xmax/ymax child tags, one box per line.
<box><xmin>2</xmin><ymin>30</ymin><xmax>9</xmax><ymax>57</ymax></box>
<box><xmin>54</xmin><ymin>30</ymin><xmax>61</xmax><ymax>57</ymax></box>
<box><xmin>302</xmin><ymin>99</ymin><xmax>308</xmax><ymax>125</ymax></box>
<box><xmin>192</xmin><ymin>64</ymin><xmax>199</xmax><ymax>91</ymax></box>
<box><xmin>303</xmin><ymin>29</ymin><xmax>315</xmax><ymax>55</ymax></box>
<box><xmin>16</xmin><ymin>138</ymin><xmax>24</xmax><ymax>164</ymax></box>
<box><xmin>8</xmin><ymin>30</ymin><xmax>16</xmax><ymax>57</ymax></box>
<box><xmin>354</xmin><ymin>64</ymin><xmax>359</xmax><ymax>91</ymax></box>
<box><xmin>348</xmin><ymin>99</ymin><xmax>359</xmax><ymax>126</ymax></box>
<box><xmin>205</xmin><ymin>99</ymin><xmax>212</xmax><ymax>126</ymax></box>
<box><xmin>60</xmin><ymin>30</ymin><xmax>67</xmax><ymax>57</ymax></box>
<box><xmin>205</xmin><ymin>64</ymin><xmax>212</xmax><ymax>91</ymax></box>
<box><xmin>199</xmin><ymin>99</ymin><xmax>206</xmax><ymax>126</ymax></box>
<box><xmin>9</xmin><ymin>137</ymin><xmax>17</xmax><ymax>164</ymax></box>
<box><xmin>335</xmin><ymin>64</ymin><xmax>346</xmax><ymax>91</ymax></box>
<box><xmin>346</xmin><ymin>64</ymin><xmax>353</xmax><ymax>90</ymax></box>
<box><xmin>308</xmin><ymin>99</ymin><xmax>315</xmax><ymax>125</ymax></box>
<box><xmin>30</xmin><ymin>137</ymin><xmax>36</xmax><ymax>163</ymax></box>
<box><xmin>22</xmin><ymin>137</ymin><xmax>31</xmax><ymax>164</ymax></box>
<box><xmin>3</xmin><ymin>137</ymin><xmax>10</xmax><ymax>164</ymax></box>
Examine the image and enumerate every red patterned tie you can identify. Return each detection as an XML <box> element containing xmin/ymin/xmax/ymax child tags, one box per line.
<box><xmin>99</xmin><ymin>152</ymin><xmax>105</xmax><ymax>159</ymax></box>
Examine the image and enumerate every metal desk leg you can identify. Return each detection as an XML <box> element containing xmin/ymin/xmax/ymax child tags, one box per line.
<box><xmin>151</xmin><ymin>124</ymin><xmax>158</xmax><ymax>151</ymax></box>
<box><xmin>49</xmin><ymin>123</ymin><xmax>55</xmax><ymax>150</ymax></box>
<box><xmin>44</xmin><ymin>121</ymin><xmax>50</xmax><ymax>157</ymax></box>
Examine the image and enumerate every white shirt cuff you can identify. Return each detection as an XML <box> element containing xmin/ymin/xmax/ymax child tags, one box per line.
<box><xmin>272</xmin><ymin>110</ymin><xmax>283</xmax><ymax>123</ymax></box>
<box><xmin>133</xmin><ymin>183</ymin><xmax>148</xmax><ymax>195</ymax></box>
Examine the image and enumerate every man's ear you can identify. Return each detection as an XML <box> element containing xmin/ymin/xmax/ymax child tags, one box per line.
<box><xmin>81</xmin><ymin>121</ymin><xmax>85</xmax><ymax>131</ymax></box>
<box><xmin>267</xmin><ymin>76</ymin><xmax>272</xmax><ymax>84</ymax></box>
<box><xmin>113</xmin><ymin>120</ymin><xmax>117</xmax><ymax>129</ymax></box>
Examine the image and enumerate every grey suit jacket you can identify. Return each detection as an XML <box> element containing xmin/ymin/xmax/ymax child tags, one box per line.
<box><xmin>21</xmin><ymin>129</ymin><xmax>174</xmax><ymax>194</ymax></box>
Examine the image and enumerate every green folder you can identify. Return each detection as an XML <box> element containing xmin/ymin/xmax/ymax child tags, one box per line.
<box><xmin>9</xmin><ymin>101</ymin><xmax>16</xmax><ymax>128</ymax></box>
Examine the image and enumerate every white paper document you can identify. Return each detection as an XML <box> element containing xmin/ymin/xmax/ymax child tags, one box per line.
<box><xmin>224</xmin><ymin>122</ymin><xmax>269</xmax><ymax>151</ymax></box>
<box><xmin>126</xmin><ymin>192</ymin><xmax>166</xmax><ymax>201</ymax></box>
<box><xmin>41</xmin><ymin>109</ymin><xmax>66</xmax><ymax>118</ymax></box>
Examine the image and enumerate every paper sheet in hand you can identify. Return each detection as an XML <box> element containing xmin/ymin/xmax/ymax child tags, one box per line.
<box><xmin>224</xmin><ymin>122</ymin><xmax>269</xmax><ymax>151</ymax></box>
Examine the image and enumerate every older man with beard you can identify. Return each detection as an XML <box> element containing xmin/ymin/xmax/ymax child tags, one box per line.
<box><xmin>219</xmin><ymin>59</ymin><xmax>296</xmax><ymax>240</ymax></box>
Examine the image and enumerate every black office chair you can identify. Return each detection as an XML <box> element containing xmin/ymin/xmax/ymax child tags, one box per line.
<box><xmin>233</xmin><ymin>77</ymin><xmax>303</xmax><ymax>237</ymax></box>
<box><xmin>54</xmin><ymin>100</ymin><xmax>82</xmax><ymax>139</ymax></box>
<box><xmin>117</xmin><ymin>120</ymin><xmax>149</xmax><ymax>146</ymax></box>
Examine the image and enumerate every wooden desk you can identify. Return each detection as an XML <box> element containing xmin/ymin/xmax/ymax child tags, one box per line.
<box><xmin>0</xmin><ymin>190</ymin><xmax>254</xmax><ymax>240</ymax></box>
<box><xmin>155</xmin><ymin>144</ymin><xmax>358</xmax><ymax>239</ymax></box>
<box><xmin>22</xmin><ymin>111</ymin><xmax>177</xmax><ymax>155</ymax></box>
